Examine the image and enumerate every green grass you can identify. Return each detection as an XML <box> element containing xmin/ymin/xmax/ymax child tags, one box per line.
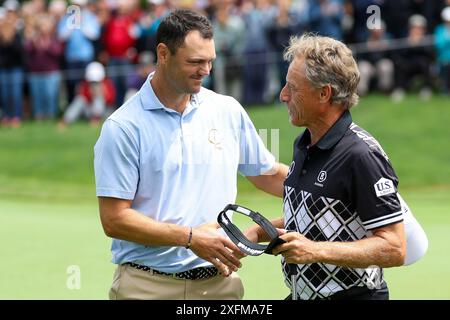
<box><xmin>0</xmin><ymin>94</ymin><xmax>449</xmax><ymax>299</ymax></box>
<box><xmin>0</xmin><ymin>200</ymin><xmax>114</xmax><ymax>299</ymax></box>
<box><xmin>0</xmin><ymin>189</ymin><xmax>448</xmax><ymax>299</ymax></box>
<box><xmin>383</xmin><ymin>191</ymin><xmax>450</xmax><ymax>299</ymax></box>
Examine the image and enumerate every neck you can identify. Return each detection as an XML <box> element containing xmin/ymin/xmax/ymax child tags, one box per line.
<box><xmin>308</xmin><ymin>108</ymin><xmax>345</xmax><ymax>146</ymax></box>
<box><xmin>150</xmin><ymin>70</ymin><xmax>191</xmax><ymax>113</ymax></box>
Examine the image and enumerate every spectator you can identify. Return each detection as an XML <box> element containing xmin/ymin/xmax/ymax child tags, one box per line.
<box><xmin>0</xmin><ymin>0</ymin><xmax>24</xmax><ymax>128</ymax></box>
<box><xmin>267</xmin><ymin>0</ymin><xmax>304</xmax><ymax>100</ymax></box>
<box><xmin>308</xmin><ymin>0</ymin><xmax>344</xmax><ymax>40</ymax></box>
<box><xmin>391</xmin><ymin>14</ymin><xmax>434</xmax><ymax>102</ymax></box>
<box><xmin>211</xmin><ymin>2</ymin><xmax>245</xmax><ymax>100</ymax></box>
<box><xmin>241</xmin><ymin>0</ymin><xmax>277</xmax><ymax>105</ymax></box>
<box><xmin>24</xmin><ymin>13</ymin><xmax>64</xmax><ymax>120</ymax></box>
<box><xmin>350</xmin><ymin>0</ymin><xmax>375</xmax><ymax>42</ymax></box>
<box><xmin>29</xmin><ymin>0</ymin><xmax>46</xmax><ymax>15</ymax></box>
<box><xmin>411</xmin><ymin>0</ymin><xmax>446</xmax><ymax>35</ymax></box>
<box><xmin>124</xmin><ymin>51</ymin><xmax>156</xmax><ymax>102</ymax></box>
<box><xmin>58</xmin><ymin>0</ymin><xmax>101</xmax><ymax>104</ymax></box>
<box><xmin>49</xmin><ymin>0</ymin><xmax>68</xmax><ymax>22</ymax></box>
<box><xmin>357</xmin><ymin>21</ymin><xmax>394</xmax><ymax>96</ymax></box>
<box><xmin>92</xmin><ymin>0</ymin><xmax>111</xmax><ymax>28</ymax></box>
<box><xmin>137</xmin><ymin>0</ymin><xmax>170</xmax><ymax>55</ymax></box>
<box><xmin>381</xmin><ymin>0</ymin><xmax>412</xmax><ymax>39</ymax></box>
<box><xmin>59</xmin><ymin>62</ymin><xmax>115</xmax><ymax>128</ymax></box>
<box><xmin>102</xmin><ymin>0</ymin><xmax>139</xmax><ymax>107</ymax></box>
<box><xmin>434</xmin><ymin>6</ymin><xmax>450</xmax><ymax>95</ymax></box>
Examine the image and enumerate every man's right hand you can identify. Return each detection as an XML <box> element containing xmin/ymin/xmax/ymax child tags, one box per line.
<box><xmin>189</xmin><ymin>222</ymin><xmax>244</xmax><ymax>277</ymax></box>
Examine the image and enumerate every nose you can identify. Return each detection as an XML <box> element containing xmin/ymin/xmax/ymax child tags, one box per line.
<box><xmin>199</xmin><ymin>62</ymin><xmax>211</xmax><ymax>76</ymax></box>
<box><xmin>279</xmin><ymin>84</ymin><xmax>288</xmax><ymax>103</ymax></box>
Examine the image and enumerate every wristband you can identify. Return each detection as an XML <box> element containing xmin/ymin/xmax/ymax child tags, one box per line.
<box><xmin>185</xmin><ymin>227</ymin><xmax>193</xmax><ymax>249</ymax></box>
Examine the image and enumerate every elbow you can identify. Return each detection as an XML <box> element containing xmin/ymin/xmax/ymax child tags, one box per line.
<box><xmin>377</xmin><ymin>239</ymin><xmax>407</xmax><ymax>268</ymax></box>
<box><xmin>98</xmin><ymin>198</ymin><xmax>132</xmax><ymax>239</ymax></box>
<box><xmin>102</xmin><ymin>221</ymin><xmax>117</xmax><ymax>238</ymax></box>
<box><xmin>101</xmin><ymin>216</ymin><xmax>121</xmax><ymax>238</ymax></box>
<box><xmin>388</xmin><ymin>242</ymin><xmax>407</xmax><ymax>267</ymax></box>
<box><xmin>393</xmin><ymin>247</ymin><xmax>407</xmax><ymax>267</ymax></box>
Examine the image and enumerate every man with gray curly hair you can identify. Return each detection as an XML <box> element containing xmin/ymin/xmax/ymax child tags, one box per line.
<box><xmin>245</xmin><ymin>34</ymin><xmax>427</xmax><ymax>300</ymax></box>
<box><xmin>282</xmin><ymin>34</ymin><xmax>360</xmax><ymax>114</ymax></box>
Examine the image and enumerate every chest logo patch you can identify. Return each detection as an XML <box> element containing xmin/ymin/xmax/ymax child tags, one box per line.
<box><xmin>208</xmin><ymin>129</ymin><xmax>222</xmax><ymax>150</ymax></box>
<box><xmin>374</xmin><ymin>178</ymin><xmax>395</xmax><ymax>197</ymax></box>
<box><xmin>317</xmin><ymin>170</ymin><xmax>327</xmax><ymax>183</ymax></box>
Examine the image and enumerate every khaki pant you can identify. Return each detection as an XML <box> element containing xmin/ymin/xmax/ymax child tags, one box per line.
<box><xmin>109</xmin><ymin>264</ymin><xmax>244</xmax><ymax>300</ymax></box>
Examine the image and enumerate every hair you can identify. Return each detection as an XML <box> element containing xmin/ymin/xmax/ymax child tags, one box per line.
<box><xmin>156</xmin><ymin>9</ymin><xmax>213</xmax><ymax>54</ymax></box>
<box><xmin>283</xmin><ymin>33</ymin><xmax>360</xmax><ymax>109</ymax></box>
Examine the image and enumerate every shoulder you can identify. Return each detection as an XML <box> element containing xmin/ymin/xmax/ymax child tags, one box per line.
<box><xmin>346</xmin><ymin>122</ymin><xmax>391</xmax><ymax>164</ymax></box>
<box><xmin>200</xmin><ymin>87</ymin><xmax>242</xmax><ymax>107</ymax></box>
<box><xmin>106</xmin><ymin>95</ymin><xmax>144</xmax><ymax>138</ymax></box>
<box><xmin>199</xmin><ymin>87</ymin><xmax>246</xmax><ymax>115</ymax></box>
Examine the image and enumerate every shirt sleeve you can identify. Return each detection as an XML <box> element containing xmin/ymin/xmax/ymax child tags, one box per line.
<box><xmin>237</xmin><ymin>105</ymin><xmax>276</xmax><ymax>176</ymax></box>
<box><xmin>94</xmin><ymin>119</ymin><xmax>139</xmax><ymax>200</ymax></box>
<box><xmin>352</xmin><ymin>150</ymin><xmax>403</xmax><ymax>230</ymax></box>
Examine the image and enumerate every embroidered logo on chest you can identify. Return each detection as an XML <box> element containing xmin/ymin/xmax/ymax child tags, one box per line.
<box><xmin>314</xmin><ymin>170</ymin><xmax>327</xmax><ymax>187</ymax></box>
<box><xmin>208</xmin><ymin>129</ymin><xmax>222</xmax><ymax>150</ymax></box>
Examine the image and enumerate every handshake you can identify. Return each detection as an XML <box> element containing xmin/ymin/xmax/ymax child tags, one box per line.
<box><xmin>187</xmin><ymin>204</ymin><xmax>298</xmax><ymax>279</ymax></box>
<box><xmin>217</xmin><ymin>204</ymin><xmax>286</xmax><ymax>256</ymax></box>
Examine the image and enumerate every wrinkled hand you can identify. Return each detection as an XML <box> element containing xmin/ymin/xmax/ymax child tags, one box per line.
<box><xmin>271</xmin><ymin>232</ymin><xmax>318</xmax><ymax>264</ymax></box>
<box><xmin>243</xmin><ymin>227</ymin><xmax>259</xmax><ymax>243</ymax></box>
<box><xmin>190</xmin><ymin>222</ymin><xmax>244</xmax><ymax>277</ymax></box>
<box><xmin>243</xmin><ymin>227</ymin><xmax>286</xmax><ymax>244</ymax></box>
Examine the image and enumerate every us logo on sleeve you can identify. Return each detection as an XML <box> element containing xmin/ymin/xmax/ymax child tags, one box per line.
<box><xmin>374</xmin><ymin>178</ymin><xmax>395</xmax><ymax>197</ymax></box>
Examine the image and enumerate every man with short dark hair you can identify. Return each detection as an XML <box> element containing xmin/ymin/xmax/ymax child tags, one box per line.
<box><xmin>94</xmin><ymin>9</ymin><xmax>288</xmax><ymax>300</ymax></box>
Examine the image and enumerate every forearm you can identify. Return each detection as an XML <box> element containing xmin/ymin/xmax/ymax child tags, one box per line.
<box><xmin>246</xmin><ymin>217</ymin><xmax>284</xmax><ymax>243</ymax></box>
<box><xmin>247</xmin><ymin>163</ymin><xmax>289</xmax><ymax>198</ymax></box>
<box><xmin>314</xmin><ymin>237</ymin><xmax>404</xmax><ymax>268</ymax></box>
<box><xmin>102</xmin><ymin>208</ymin><xmax>190</xmax><ymax>247</ymax></box>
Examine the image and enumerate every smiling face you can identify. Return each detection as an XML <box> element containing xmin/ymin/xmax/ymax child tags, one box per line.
<box><xmin>159</xmin><ymin>30</ymin><xmax>216</xmax><ymax>95</ymax></box>
<box><xmin>279</xmin><ymin>57</ymin><xmax>322</xmax><ymax>127</ymax></box>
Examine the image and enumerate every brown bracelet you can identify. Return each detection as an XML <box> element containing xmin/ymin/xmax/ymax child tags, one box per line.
<box><xmin>185</xmin><ymin>227</ymin><xmax>193</xmax><ymax>249</ymax></box>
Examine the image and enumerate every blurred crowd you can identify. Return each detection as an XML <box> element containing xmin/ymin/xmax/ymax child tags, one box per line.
<box><xmin>0</xmin><ymin>0</ymin><xmax>450</xmax><ymax>128</ymax></box>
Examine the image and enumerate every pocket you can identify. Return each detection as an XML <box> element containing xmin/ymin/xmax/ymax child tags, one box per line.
<box><xmin>108</xmin><ymin>265</ymin><xmax>123</xmax><ymax>300</ymax></box>
<box><xmin>231</xmin><ymin>273</ymin><xmax>245</xmax><ymax>300</ymax></box>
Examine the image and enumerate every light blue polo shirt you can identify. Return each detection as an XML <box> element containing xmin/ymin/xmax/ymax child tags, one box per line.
<box><xmin>94</xmin><ymin>74</ymin><xmax>275</xmax><ymax>273</ymax></box>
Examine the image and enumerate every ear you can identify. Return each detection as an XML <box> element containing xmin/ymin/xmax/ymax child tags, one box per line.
<box><xmin>156</xmin><ymin>43</ymin><xmax>170</xmax><ymax>65</ymax></box>
<box><xmin>318</xmin><ymin>84</ymin><xmax>333</xmax><ymax>104</ymax></box>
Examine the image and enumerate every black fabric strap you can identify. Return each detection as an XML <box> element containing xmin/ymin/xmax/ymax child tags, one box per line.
<box><xmin>217</xmin><ymin>204</ymin><xmax>285</xmax><ymax>256</ymax></box>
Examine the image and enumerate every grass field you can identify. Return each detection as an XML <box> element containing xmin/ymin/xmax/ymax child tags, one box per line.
<box><xmin>0</xmin><ymin>94</ymin><xmax>449</xmax><ymax>299</ymax></box>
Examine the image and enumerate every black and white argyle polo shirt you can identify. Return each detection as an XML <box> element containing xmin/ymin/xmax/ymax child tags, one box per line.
<box><xmin>283</xmin><ymin>110</ymin><xmax>403</xmax><ymax>300</ymax></box>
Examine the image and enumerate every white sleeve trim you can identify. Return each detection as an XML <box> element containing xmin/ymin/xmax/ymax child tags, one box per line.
<box><xmin>363</xmin><ymin>211</ymin><xmax>403</xmax><ymax>230</ymax></box>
